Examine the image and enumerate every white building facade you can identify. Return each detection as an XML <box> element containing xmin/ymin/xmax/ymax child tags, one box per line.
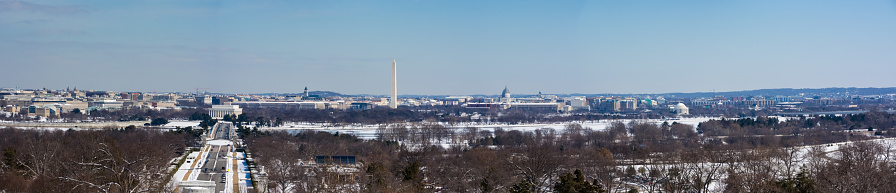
<box><xmin>674</xmin><ymin>103</ymin><xmax>689</xmax><ymax>115</ymax></box>
<box><xmin>209</xmin><ymin>105</ymin><xmax>242</xmax><ymax>120</ymax></box>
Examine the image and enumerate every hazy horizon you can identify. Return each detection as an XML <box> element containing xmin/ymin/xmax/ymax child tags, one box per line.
<box><xmin>2</xmin><ymin>1</ymin><xmax>895</xmax><ymax>95</ymax></box>
<box><xmin>4</xmin><ymin>85</ymin><xmax>894</xmax><ymax>97</ymax></box>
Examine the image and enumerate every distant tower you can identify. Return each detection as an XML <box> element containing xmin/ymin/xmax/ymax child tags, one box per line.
<box><xmin>390</xmin><ymin>59</ymin><xmax>398</xmax><ymax>109</ymax></box>
<box><xmin>304</xmin><ymin>87</ymin><xmax>309</xmax><ymax>97</ymax></box>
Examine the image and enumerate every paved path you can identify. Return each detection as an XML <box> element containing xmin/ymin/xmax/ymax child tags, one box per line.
<box><xmin>232</xmin><ymin>152</ymin><xmax>239</xmax><ymax>193</ymax></box>
<box><xmin>169</xmin><ymin>122</ymin><xmax>249</xmax><ymax>192</ymax></box>
<box><xmin>198</xmin><ymin>145</ymin><xmax>229</xmax><ymax>192</ymax></box>
<box><xmin>181</xmin><ymin>146</ymin><xmax>207</xmax><ymax>181</ymax></box>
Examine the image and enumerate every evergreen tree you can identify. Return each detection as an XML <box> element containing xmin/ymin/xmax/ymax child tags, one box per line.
<box><xmin>776</xmin><ymin>168</ymin><xmax>816</xmax><ymax>193</ymax></box>
<box><xmin>189</xmin><ymin>111</ymin><xmax>203</xmax><ymax>120</ymax></box>
<box><xmin>150</xmin><ymin>118</ymin><xmax>168</xmax><ymax>126</ymax></box>
<box><xmin>554</xmin><ymin>169</ymin><xmax>605</xmax><ymax>193</ymax></box>
<box><xmin>401</xmin><ymin>160</ymin><xmax>423</xmax><ymax>190</ymax></box>
<box><xmin>510</xmin><ymin>179</ymin><xmax>533</xmax><ymax>193</ymax></box>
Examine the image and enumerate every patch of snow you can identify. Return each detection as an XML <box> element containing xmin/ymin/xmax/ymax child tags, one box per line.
<box><xmin>264</xmin><ymin>117</ymin><xmax>722</xmax><ymax>140</ymax></box>
<box><xmin>207</xmin><ymin>140</ymin><xmax>234</xmax><ymax>146</ymax></box>
<box><xmin>164</xmin><ymin>121</ymin><xmax>201</xmax><ymax>128</ymax></box>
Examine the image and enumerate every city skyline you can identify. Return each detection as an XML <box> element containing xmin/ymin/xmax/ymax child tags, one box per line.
<box><xmin>5</xmin><ymin>85</ymin><xmax>896</xmax><ymax>98</ymax></box>
<box><xmin>1</xmin><ymin>1</ymin><xmax>895</xmax><ymax>95</ymax></box>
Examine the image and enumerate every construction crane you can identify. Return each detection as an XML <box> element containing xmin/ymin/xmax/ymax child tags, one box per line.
<box><xmin>194</xmin><ymin>87</ymin><xmax>210</xmax><ymax>96</ymax></box>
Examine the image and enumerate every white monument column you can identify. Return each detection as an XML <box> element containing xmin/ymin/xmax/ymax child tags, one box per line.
<box><xmin>390</xmin><ymin>59</ymin><xmax>398</xmax><ymax>109</ymax></box>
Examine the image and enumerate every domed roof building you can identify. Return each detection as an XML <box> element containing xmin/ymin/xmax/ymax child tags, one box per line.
<box><xmin>674</xmin><ymin>103</ymin><xmax>689</xmax><ymax>115</ymax></box>
<box><xmin>501</xmin><ymin>86</ymin><xmax>510</xmax><ymax>98</ymax></box>
<box><xmin>501</xmin><ymin>86</ymin><xmax>511</xmax><ymax>103</ymax></box>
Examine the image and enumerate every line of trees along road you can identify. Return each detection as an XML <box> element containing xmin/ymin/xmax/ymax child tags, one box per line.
<box><xmin>244</xmin><ymin>112</ymin><xmax>896</xmax><ymax>193</ymax></box>
<box><xmin>0</xmin><ymin>127</ymin><xmax>196</xmax><ymax>192</ymax></box>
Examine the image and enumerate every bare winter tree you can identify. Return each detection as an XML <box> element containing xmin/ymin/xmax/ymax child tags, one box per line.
<box><xmin>505</xmin><ymin>142</ymin><xmax>564</xmax><ymax>193</ymax></box>
<box><xmin>815</xmin><ymin>142</ymin><xmax>896</xmax><ymax>193</ymax></box>
<box><xmin>578</xmin><ymin>147</ymin><xmax>618</xmax><ymax>193</ymax></box>
<box><xmin>59</xmin><ymin>131</ymin><xmax>183</xmax><ymax>193</ymax></box>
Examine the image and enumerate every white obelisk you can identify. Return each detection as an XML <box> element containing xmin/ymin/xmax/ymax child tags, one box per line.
<box><xmin>390</xmin><ymin>59</ymin><xmax>398</xmax><ymax>109</ymax></box>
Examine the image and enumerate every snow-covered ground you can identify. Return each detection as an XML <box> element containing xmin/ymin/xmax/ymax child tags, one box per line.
<box><xmin>169</xmin><ymin>150</ymin><xmax>207</xmax><ymax>186</ymax></box>
<box><xmin>619</xmin><ymin>137</ymin><xmax>896</xmax><ymax>193</ymax></box>
<box><xmin>225</xmin><ymin>152</ymin><xmax>251</xmax><ymax>193</ymax></box>
<box><xmin>266</xmin><ymin>117</ymin><xmax>716</xmax><ymax>130</ymax></box>
<box><xmin>163</xmin><ymin>121</ymin><xmax>201</xmax><ymax>128</ymax></box>
<box><xmin>1</xmin><ymin>127</ymin><xmax>84</xmax><ymax>131</ymax></box>
<box><xmin>207</xmin><ymin>139</ymin><xmax>233</xmax><ymax>146</ymax></box>
<box><xmin>260</xmin><ymin>117</ymin><xmax>722</xmax><ymax>140</ymax></box>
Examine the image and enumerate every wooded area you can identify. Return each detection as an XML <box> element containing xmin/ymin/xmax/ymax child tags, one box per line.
<box><xmin>0</xmin><ymin>127</ymin><xmax>195</xmax><ymax>192</ymax></box>
<box><xmin>244</xmin><ymin>112</ymin><xmax>896</xmax><ymax>193</ymax></box>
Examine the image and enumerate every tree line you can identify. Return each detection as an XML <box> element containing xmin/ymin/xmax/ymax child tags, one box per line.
<box><xmin>243</xmin><ymin>112</ymin><xmax>896</xmax><ymax>192</ymax></box>
<box><xmin>0</xmin><ymin>127</ymin><xmax>197</xmax><ymax>192</ymax></box>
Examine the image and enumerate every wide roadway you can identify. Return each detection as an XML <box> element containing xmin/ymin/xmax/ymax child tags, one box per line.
<box><xmin>197</xmin><ymin>145</ymin><xmax>228</xmax><ymax>192</ymax></box>
<box><xmin>197</xmin><ymin>123</ymin><xmax>232</xmax><ymax>192</ymax></box>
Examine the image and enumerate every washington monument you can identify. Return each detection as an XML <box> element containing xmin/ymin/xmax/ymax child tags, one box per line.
<box><xmin>390</xmin><ymin>59</ymin><xmax>398</xmax><ymax>109</ymax></box>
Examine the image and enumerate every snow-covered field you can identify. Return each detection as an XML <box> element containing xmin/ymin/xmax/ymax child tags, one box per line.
<box><xmin>618</xmin><ymin>137</ymin><xmax>896</xmax><ymax>192</ymax></box>
<box><xmin>258</xmin><ymin>117</ymin><xmax>722</xmax><ymax>140</ymax></box>
<box><xmin>207</xmin><ymin>139</ymin><xmax>234</xmax><ymax>146</ymax></box>
<box><xmin>163</xmin><ymin>121</ymin><xmax>201</xmax><ymax>128</ymax></box>
<box><xmin>1</xmin><ymin>126</ymin><xmax>87</xmax><ymax>131</ymax></box>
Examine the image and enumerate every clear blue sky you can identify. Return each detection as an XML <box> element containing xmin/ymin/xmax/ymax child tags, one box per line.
<box><xmin>1</xmin><ymin>0</ymin><xmax>895</xmax><ymax>95</ymax></box>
